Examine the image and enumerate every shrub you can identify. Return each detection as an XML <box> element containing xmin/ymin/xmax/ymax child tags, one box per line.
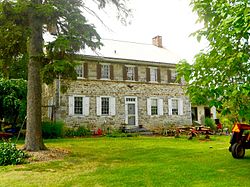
<box><xmin>64</xmin><ymin>126</ymin><xmax>92</xmax><ymax>137</ymax></box>
<box><xmin>205</xmin><ymin>118</ymin><xmax>216</xmax><ymax>130</ymax></box>
<box><xmin>0</xmin><ymin>141</ymin><xmax>27</xmax><ymax>166</ymax></box>
<box><xmin>106</xmin><ymin>130</ymin><xmax>138</xmax><ymax>138</ymax></box>
<box><xmin>42</xmin><ymin>121</ymin><xmax>65</xmax><ymax>139</ymax></box>
<box><xmin>106</xmin><ymin>130</ymin><xmax>126</xmax><ymax>138</ymax></box>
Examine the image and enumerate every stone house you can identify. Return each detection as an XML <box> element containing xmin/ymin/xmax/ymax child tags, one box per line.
<box><xmin>42</xmin><ymin>36</ymin><xmax>192</xmax><ymax>129</ymax></box>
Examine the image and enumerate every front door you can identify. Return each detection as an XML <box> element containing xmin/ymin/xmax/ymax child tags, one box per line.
<box><xmin>125</xmin><ymin>97</ymin><xmax>138</xmax><ymax>126</ymax></box>
<box><xmin>128</xmin><ymin>103</ymin><xmax>136</xmax><ymax>125</ymax></box>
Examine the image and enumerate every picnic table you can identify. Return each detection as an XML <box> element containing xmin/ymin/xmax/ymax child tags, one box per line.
<box><xmin>0</xmin><ymin>132</ymin><xmax>13</xmax><ymax>139</ymax></box>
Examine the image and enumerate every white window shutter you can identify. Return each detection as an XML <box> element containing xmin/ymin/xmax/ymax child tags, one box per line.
<box><xmin>110</xmin><ymin>97</ymin><xmax>116</xmax><ymax>116</ymax></box>
<box><xmin>178</xmin><ymin>99</ymin><xmax>184</xmax><ymax>115</ymax></box>
<box><xmin>84</xmin><ymin>97</ymin><xmax>90</xmax><ymax>116</ymax></box>
<box><xmin>96</xmin><ymin>97</ymin><xmax>101</xmax><ymax>116</ymax></box>
<box><xmin>68</xmin><ymin>96</ymin><xmax>74</xmax><ymax>116</ymax></box>
<box><xmin>158</xmin><ymin>98</ymin><xmax>164</xmax><ymax>116</ymax></box>
<box><xmin>168</xmin><ymin>98</ymin><xmax>172</xmax><ymax>115</ymax></box>
<box><xmin>147</xmin><ymin>98</ymin><xmax>151</xmax><ymax>116</ymax></box>
<box><xmin>125</xmin><ymin>103</ymin><xmax>128</xmax><ymax>124</ymax></box>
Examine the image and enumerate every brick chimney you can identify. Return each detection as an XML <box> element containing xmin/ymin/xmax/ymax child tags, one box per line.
<box><xmin>152</xmin><ymin>35</ymin><xmax>163</xmax><ymax>48</ymax></box>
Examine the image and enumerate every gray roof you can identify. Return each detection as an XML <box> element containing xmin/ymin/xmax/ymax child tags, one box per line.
<box><xmin>82</xmin><ymin>39</ymin><xmax>180</xmax><ymax>64</ymax></box>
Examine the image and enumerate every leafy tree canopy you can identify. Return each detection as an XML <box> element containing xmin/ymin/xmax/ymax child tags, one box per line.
<box><xmin>0</xmin><ymin>78</ymin><xmax>27</xmax><ymax>125</ymax></box>
<box><xmin>177</xmin><ymin>0</ymin><xmax>250</xmax><ymax>121</ymax></box>
<box><xmin>0</xmin><ymin>0</ymin><xmax>130</xmax><ymax>151</ymax></box>
<box><xmin>0</xmin><ymin>0</ymin><xmax>130</xmax><ymax>82</ymax></box>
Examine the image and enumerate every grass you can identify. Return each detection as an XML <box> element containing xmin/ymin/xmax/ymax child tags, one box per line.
<box><xmin>1</xmin><ymin>135</ymin><xmax>250</xmax><ymax>187</ymax></box>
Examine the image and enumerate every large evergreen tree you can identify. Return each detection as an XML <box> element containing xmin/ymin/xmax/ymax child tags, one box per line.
<box><xmin>177</xmin><ymin>0</ymin><xmax>249</xmax><ymax>121</ymax></box>
<box><xmin>0</xmin><ymin>0</ymin><xmax>130</xmax><ymax>151</ymax></box>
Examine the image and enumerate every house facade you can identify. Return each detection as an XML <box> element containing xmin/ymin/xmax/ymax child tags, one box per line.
<box><xmin>42</xmin><ymin>36</ymin><xmax>192</xmax><ymax>129</ymax></box>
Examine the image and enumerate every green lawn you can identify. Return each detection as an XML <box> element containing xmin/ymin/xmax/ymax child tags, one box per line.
<box><xmin>1</xmin><ymin>136</ymin><xmax>250</xmax><ymax>187</ymax></box>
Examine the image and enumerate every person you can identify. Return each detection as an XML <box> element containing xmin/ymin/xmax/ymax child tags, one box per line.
<box><xmin>215</xmin><ymin>119</ymin><xmax>222</xmax><ymax>132</ymax></box>
<box><xmin>217</xmin><ymin>122</ymin><xmax>222</xmax><ymax>130</ymax></box>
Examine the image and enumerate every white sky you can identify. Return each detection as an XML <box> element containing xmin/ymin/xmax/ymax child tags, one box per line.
<box><xmin>84</xmin><ymin>0</ymin><xmax>208</xmax><ymax>63</ymax></box>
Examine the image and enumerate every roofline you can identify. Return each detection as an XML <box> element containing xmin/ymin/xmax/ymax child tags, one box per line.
<box><xmin>75</xmin><ymin>54</ymin><xmax>177</xmax><ymax>68</ymax></box>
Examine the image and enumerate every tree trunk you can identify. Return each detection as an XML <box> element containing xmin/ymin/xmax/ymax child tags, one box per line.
<box><xmin>24</xmin><ymin>0</ymin><xmax>46</xmax><ymax>151</ymax></box>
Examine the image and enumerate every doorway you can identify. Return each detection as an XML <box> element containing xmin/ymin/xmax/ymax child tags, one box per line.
<box><xmin>125</xmin><ymin>97</ymin><xmax>138</xmax><ymax>126</ymax></box>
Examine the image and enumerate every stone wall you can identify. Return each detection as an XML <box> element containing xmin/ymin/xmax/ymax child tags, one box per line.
<box><xmin>42</xmin><ymin>59</ymin><xmax>192</xmax><ymax>129</ymax></box>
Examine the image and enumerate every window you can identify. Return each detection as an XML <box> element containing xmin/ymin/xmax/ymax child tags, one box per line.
<box><xmin>147</xmin><ymin>98</ymin><xmax>163</xmax><ymax>116</ymax></box>
<box><xmin>147</xmin><ymin>67</ymin><xmax>160</xmax><ymax>82</ymax></box>
<box><xmin>126</xmin><ymin>98</ymin><xmax>136</xmax><ymax>102</ymax></box>
<box><xmin>68</xmin><ymin>96</ymin><xmax>89</xmax><ymax>116</ymax></box>
<box><xmin>127</xmin><ymin>66</ymin><xmax>135</xmax><ymax>81</ymax></box>
<box><xmin>150</xmin><ymin>68</ymin><xmax>158</xmax><ymax>82</ymax></box>
<box><xmin>75</xmin><ymin>64</ymin><xmax>83</xmax><ymax>78</ymax></box>
<box><xmin>101</xmin><ymin>64</ymin><xmax>110</xmax><ymax>79</ymax></box>
<box><xmin>96</xmin><ymin>96</ymin><xmax>116</xmax><ymax>116</ymax></box>
<box><xmin>168</xmin><ymin>69</ymin><xmax>177</xmax><ymax>83</ymax></box>
<box><xmin>97</xmin><ymin>64</ymin><xmax>113</xmax><ymax>80</ymax></box>
<box><xmin>101</xmin><ymin>97</ymin><xmax>109</xmax><ymax>115</ymax></box>
<box><xmin>171</xmin><ymin>70</ymin><xmax>177</xmax><ymax>81</ymax></box>
<box><xmin>123</xmin><ymin>65</ymin><xmax>138</xmax><ymax>81</ymax></box>
<box><xmin>168</xmin><ymin>98</ymin><xmax>183</xmax><ymax>115</ymax></box>
<box><xmin>151</xmin><ymin>99</ymin><xmax>158</xmax><ymax>115</ymax></box>
<box><xmin>74</xmin><ymin>97</ymin><xmax>83</xmax><ymax>114</ymax></box>
<box><xmin>171</xmin><ymin>99</ymin><xmax>178</xmax><ymax>115</ymax></box>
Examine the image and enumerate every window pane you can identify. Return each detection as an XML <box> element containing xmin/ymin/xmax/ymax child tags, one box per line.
<box><xmin>75</xmin><ymin>65</ymin><xmax>83</xmax><ymax>78</ymax></box>
<box><xmin>126</xmin><ymin>98</ymin><xmax>136</xmax><ymax>102</ymax></box>
<box><xmin>127</xmin><ymin>67</ymin><xmax>135</xmax><ymax>80</ymax></box>
<box><xmin>151</xmin><ymin>99</ymin><xmax>158</xmax><ymax>115</ymax></box>
<box><xmin>172</xmin><ymin>99</ymin><xmax>178</xmax><ymax>115</ymax></box>
<box><xmin>101</xmin><ymin>65</ymin><xmax>110</xmax><ymax>79</ymax></box>
<box><xmin>150</xmin><ymin>69</ymin><xmax>157</xmax><ymax>82</ymax></box>
<box><xmin>171</xmin><ymin>70</ymin><xmax>177</xmax><ymax>81</ymax></box>
<box><xmin>101</xmin><ymin>97</ymin><xmax>109</xmax><ymax>115</ymax></box>
<box><xmin>74</xmin><ymin>97</ymin><xmax>83</xmax><ymax>114</ymax></box>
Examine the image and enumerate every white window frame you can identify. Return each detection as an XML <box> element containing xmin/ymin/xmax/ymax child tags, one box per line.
<box><xmin>147</xmin><ymin>97</ymin><xmax>164</xmax><ymax>116</ymax></box>
<box><xmin>96</xmin><ymin>96</ymin><xmax>116</xmax><ymax>116</ymax></box>
<box><xmin>75</xmin><ymin>64</ymin><xmax>84</xmax><ymax>79</ymax></box>
<box><xmin>150</xmin><ymin>67</ymin><xmax>158</xmax><ymax>82</ymax></box>
<box><xmin>68</xmin><ymin>95</ymin><xmax>89</xmax><ymax>116</ymax></box>
<box><xmin>101</xmin><ymin>64</ymin><xmax>110</xmax><ymax>80</ymax></box>
<box><xmin>168</xmin><ymin>98</ymin><xmax>183</xmax><ymax>116</ymax></box>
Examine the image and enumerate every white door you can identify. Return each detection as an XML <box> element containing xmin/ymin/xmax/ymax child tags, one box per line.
<box><xmin>125</xmin><ymin>97</ymin><xmax>138</xmax><ymax>126</ymax></box>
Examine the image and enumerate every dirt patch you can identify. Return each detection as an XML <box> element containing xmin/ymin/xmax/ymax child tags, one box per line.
<box><xmin>26</xmin><ymin>148</ymin><xmax>70</xmax><ymax>163</ymax></box>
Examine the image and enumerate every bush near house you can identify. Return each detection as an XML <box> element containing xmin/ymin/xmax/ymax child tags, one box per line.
<box><xmin>42</xmin><ymin>121</ymin><xmax>65</xmax><ymax>139</ymax></box>
<box><xmin>106</xmin><ymin>129</ymin><xmax>138</xmax><ymax>137</ymax></box>
<box><xmin>64</xmin><ymin>126</ymin><xmax>92</xmax><ymax>137</ymax></box>
<box><xmin>205</xmin><ymin>117</ymin><xmax>216</xmax><ymax>130</ymax></box>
